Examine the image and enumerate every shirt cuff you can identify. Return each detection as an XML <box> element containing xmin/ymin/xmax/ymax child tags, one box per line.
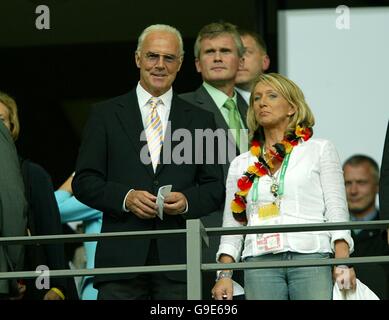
<box><xmin>180</xmin><ymin>199</ymin><xmax>189</xmax><ymax>215</ymax></box>
<box><xmin>331</xmin><ymin>230</ymin><xmax>354</xmax><ymax>254</ymax></box>
<box><xmin>122</xmin><ymin>189</ymin><xmax>135</xmax><ymax>212</ymax></box>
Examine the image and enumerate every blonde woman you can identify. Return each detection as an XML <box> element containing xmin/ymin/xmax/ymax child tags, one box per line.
<box><xmin>212</xmin><ymin>73</ymin><xmax>355</xmax><ymax>300</ymax></box>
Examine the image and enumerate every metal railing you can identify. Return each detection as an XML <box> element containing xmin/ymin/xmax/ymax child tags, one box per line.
<box><xmin>1</xmin><ymin>219</ymin><xmax>388</xmax><ymax>299</ymax></box>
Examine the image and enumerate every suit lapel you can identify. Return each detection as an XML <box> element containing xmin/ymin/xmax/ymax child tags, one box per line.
<box><xmin>115</xmin><ymin>89</ymin><xmax>155</xmax><ymax>178</ymax></box>
<box><xmin>194</xmin><ymin>86</ymin><xmax>230</xmax><ymax>132</ymax></box>
<box><xmin>236</xmin><ymin>92</ymin><xmax>248</xmax><ymax>129</ymax></box>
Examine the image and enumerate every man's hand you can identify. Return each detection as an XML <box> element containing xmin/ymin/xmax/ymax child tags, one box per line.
<box><xmin>125</xmin><ymin>190</ymin><xmax>157</xmax><ymax>219</ymax></box>
<box><xmin>212</xmin><ymin>278</ymin><xmax>233</xmax><ymax>300</ymax></box>
<box><xmin>163</xmin><ymin>192</ymin><xmax>187</xmax><ymax>215</ymax></box>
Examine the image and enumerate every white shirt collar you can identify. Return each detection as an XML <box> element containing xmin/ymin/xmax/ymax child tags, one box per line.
<box><xmin>136</xmin><ymin>82</ymin><xmax>173</xmax><ymax>109</ymax></box>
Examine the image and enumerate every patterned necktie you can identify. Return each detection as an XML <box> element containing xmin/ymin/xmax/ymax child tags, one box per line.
<box><xmin>145</xmin><ymin>97</ymin><xmax>163</xmax><ymax>171</ymax></box>
<box><xmin>223</xmin><ymin>98</ymin><xmax>242</xmax><ymax>149</ymax></box>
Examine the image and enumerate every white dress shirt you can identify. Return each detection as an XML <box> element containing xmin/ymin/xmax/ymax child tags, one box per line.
<box><xmin>235</xmin><ymin>87</ymin><xmax>251</xmax><ymax>106</ymax></box>
<box><xmin>216</xmin><ymin>138</ymin><xmax>354</xmax><ymax>262</ymax></box>
<box><xmin>122</xmin><ymin>83</ymin><xmax>172</xmax><ymax>211</ymax></box>
<box><xmin>123</xmin><ymin>83</ymin><xmax>188</xmax><ymax>214</ymax></box>
<box><xmin>137</xmin><ymin>82</ymin><xmax>173</xmax><ymax>139</ymax></box>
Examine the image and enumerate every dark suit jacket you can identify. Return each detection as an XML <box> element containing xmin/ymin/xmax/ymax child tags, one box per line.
<box><xmin>180</xmin><ymin>85</ymin><xmax>248</xmax><ymax>248</ymax></box>
<box><xmin>72</xmin><ymin>89</ymin><xmax>224</xmax><ymax>284</ymax></box>
<box><xmin>380</xmin><ymin>120</ymin><xmax>389</xmax><ymax>220</ymax></box>
<box><xmin>180</xmin><ymin>85</ymin><xmax>248</xmax><ymax>182</ymax></box>
<box><xmin>21</xmin><ymin>159</ymin><xmax>76</xmax><ymax>299</ymax></box>
<box><xmin>351</xmin><ymin>214</ymin><xmax>389</xmax><ymax>299</ymax></box>
<box><xmin>0</xmin><ymin>121</ymin><xmax>27</xmax><ymax>296</ymax></box>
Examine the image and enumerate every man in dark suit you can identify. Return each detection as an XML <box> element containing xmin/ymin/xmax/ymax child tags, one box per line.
<box><xmin>343</xmin><ymin>155</ymin><xmax>389</xmax><ymax>299</ymax></box>
<box><xmin>72</xmin><ymin>24</ymin><xmax>224</xmax><ymax>300</ymax></box>
<box><xmin>180</xmin><ymin>22</ymin><xmax>248</xmax><ymax>299</ymax></box>
<box><xmin>0</xmin><ymin>120</ymin><xmax>26</xmax><ymax>298</ymax></box>
<box><xmin>379</xmin><ymin>120</ymin><xmax>389</xmax><ymax>244</ymax></box>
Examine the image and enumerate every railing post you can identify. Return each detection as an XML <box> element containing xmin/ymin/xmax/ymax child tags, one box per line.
<box><xmin>186</xmin><ymin>219</ymin><xmax>205</xmax><ymax>300</ymax></box>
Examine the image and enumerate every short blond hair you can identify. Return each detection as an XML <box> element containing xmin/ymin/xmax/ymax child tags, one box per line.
<box><xmin>0</xmin><ymin>91</ymin><xmax>20</xmax><ymax>141</ymax></box>
<box><xmin>247</xmin><ymin>73</ymin><xmax>315</xmax><ymax>141</ymax></box>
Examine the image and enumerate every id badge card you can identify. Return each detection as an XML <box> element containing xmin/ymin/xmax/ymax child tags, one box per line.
<box><xmin>248</xmin><ymin>203</ymin><xmax>284</xmax><ymax>255</ymax></box>
<box><xmin>255</xmin><ymin>233</ymin><xmax>283</xmax><ymax>254</ymax></box>
<box><xmin>258</xmin><ymin>202</ymin><xmax>280</xmax><ymax>219</ymax></box>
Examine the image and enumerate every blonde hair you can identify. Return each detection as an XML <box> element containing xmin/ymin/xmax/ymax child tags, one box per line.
<box><xmin>0</xmin><ymin>91</ymin><xmax>20</xmax><ymax>141</ymax></box>
<box><xmin>246</xmin><ymin>73</ymin><xmax>315</xmax><ymax>141</ymax></box>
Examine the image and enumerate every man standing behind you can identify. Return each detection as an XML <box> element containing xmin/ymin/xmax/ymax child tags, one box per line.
<box><xmin>180</xmin><ymin>22</ymin><xmax>247</xmax><ymax>298</ymax></box>
<box><xmin>72</xmin><ymin>24</ymin><xmax>224</xmax><ymax>300</ymax></box>
<box><xmin>343</xmin><ymin>155</ymin><xmax>389</xmax><ymax>299</ymax></box>
<box><xmin>235</xmin><ymin>29</ymin><xmax>270</xmax><ymax>105</ymax></box>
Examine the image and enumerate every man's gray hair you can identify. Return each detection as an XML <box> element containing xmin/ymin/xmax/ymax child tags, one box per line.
<box><xmin>194</xmin><ymin>22</ymin><xmax>245</xmax><ymax>59</ymax></box>
<box><xmin>136</xmin><ymin>24</ymin><xmax>184</xmax><ymax>57</ymax></box>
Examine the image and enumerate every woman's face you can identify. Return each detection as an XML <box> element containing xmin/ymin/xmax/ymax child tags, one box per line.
<box><xmin>0</xmin><ymin>102</ymin><xmax>11</xmax><ymax>131</ymax></box>
<box><xmin>252</xmin><ymin>82</ymin><xmax>295</xmax><ymax>130</ymax></box>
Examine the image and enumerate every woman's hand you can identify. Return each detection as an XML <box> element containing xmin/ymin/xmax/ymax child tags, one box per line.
<box><xmin>212</xmin><ymin>278</ymin><xmax>233</xmax><ymax>300</ymax></box>
<box><xmin>333</xmin><ymin>266</ymin><xmax>357</xmax><ymax>290</ymax></box>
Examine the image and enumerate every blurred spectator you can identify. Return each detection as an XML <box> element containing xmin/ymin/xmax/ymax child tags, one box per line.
<box><xmin>235</xmin><ymin>28</ymin><xmax>270</xmax><ymax>105</ymax></box>
<box><xmin>0</xmin><ymin>91</ymin><xmax>75</xmax><ymax>300</ymax></box>
<box><xmin>0</xmin><ymin>120</ymin><xmax>27</xmax><ymax>299</ymax></box>
<box><xmin>343</xmin><ymin>154</ymin><xmax>389</xmax><ymax>299</ymax></box>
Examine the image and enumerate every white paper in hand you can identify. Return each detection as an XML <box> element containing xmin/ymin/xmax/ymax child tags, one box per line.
<box><xmin>156</xmin><ymin>185</ymin><xmax>172</xmax><ymax>220</ymax></box>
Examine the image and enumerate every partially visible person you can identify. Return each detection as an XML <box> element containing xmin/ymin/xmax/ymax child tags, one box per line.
<box><xmin>55</xmin><ymin>173</ymin><xmax>102</xmax><ymax>300</ymax></box>
<box><xmin>72</xmin><ymin>24</ymin><xmax>224</xmax><ymax>300</ymax></box>
<box><xmin>0</xmin><ymin>91</ymin><xmax>74</xmax><ymax>300</ymax></box>
<box><xmin>235</xmin><ymin>29</ymin><xmax>270</xmax><ymax>105</ymax></box>
<box><xmin>343</xmin><ymin>154</ymin><xmax>389</xmax><ymax>299</ymax></box>
<box><xmin>180</xmin><ymin>21</ymin><xmax>247</xmax><ymax>299</ymax></box>
<box><xmin>212</xmin><ymin>73</ymin><xmax>355</xmax><ymax>300</ymax></box>
<box><xmin>0</xmin><ymin>119</ymin><xmax>27</xmax><ymax>299</ymax></box>
<box><xmin>379</xmin><ymin>120</ymin><xmax>389</xmax><ymax>244</ymax></box>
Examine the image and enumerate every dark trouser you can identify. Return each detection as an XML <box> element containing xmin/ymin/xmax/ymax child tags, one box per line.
<box><xmin>96</xmin><ymin>240</ymin><xmax>186</xmax><ymax>300</ymax></box>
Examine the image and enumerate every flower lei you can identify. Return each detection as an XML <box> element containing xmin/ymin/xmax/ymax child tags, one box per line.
<box><xmin>231</xmin><ymin>125</ymin><xmax>313</xmax><ymax>225</ymax></box>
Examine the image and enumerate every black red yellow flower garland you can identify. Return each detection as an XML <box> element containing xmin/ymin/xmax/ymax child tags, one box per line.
<box><xmin>231</xmin><ymin>125</ymin><xmax>313</xmax><ymax>224</ymax></box>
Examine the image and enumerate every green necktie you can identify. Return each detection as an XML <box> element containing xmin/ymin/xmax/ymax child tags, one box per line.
<box><xmin>223</xmin><ymin>98</ymin><xmax>242</xmax><ymax>149</ymax></box>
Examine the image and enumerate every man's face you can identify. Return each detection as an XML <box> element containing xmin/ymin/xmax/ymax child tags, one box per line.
<box><xmin>344</xmin><ymin>163</ymin><xmax>378</xmax><ymax>216</ymax></box>
<box><xmin>236</xmin><ymin>35</ymin><xmax>269</xmax><ymax>90</ymax></box>
<box><xmin>195</xmin><ymin>34</ymin><xmax>241</xmax><ymax>87</ymax></box>
<box><xmin>135</xmin><ymin>31</ymin><xmax>182</xmax><ymax>97</ymax></box>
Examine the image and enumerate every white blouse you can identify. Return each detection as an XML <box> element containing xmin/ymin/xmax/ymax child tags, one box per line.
<box><xmin>216</xmin><ymin>138</ymin><xmax>354</xmax><ymax>262</ymax></box>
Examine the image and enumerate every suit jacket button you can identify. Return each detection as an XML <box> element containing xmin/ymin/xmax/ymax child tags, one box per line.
<box><xmin>154</xmin><ymin>180</ymin><xmax>159</xmax><ymax>186</ymax></box>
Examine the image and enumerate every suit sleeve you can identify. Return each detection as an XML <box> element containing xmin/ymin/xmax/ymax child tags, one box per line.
<box><xmin>380</xmin><ymin>121</ymin><xmax>389</xmax><ymax>220</ymax></box>
<box><xmin>180</xmin><ymin>113</ymin><xmax>225</xmax><ymax>219</ymax></box>
<box><xmin>72</xmin><ymin>106</ymin><xmax>130</xmax><ymax>216</ymax></box>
